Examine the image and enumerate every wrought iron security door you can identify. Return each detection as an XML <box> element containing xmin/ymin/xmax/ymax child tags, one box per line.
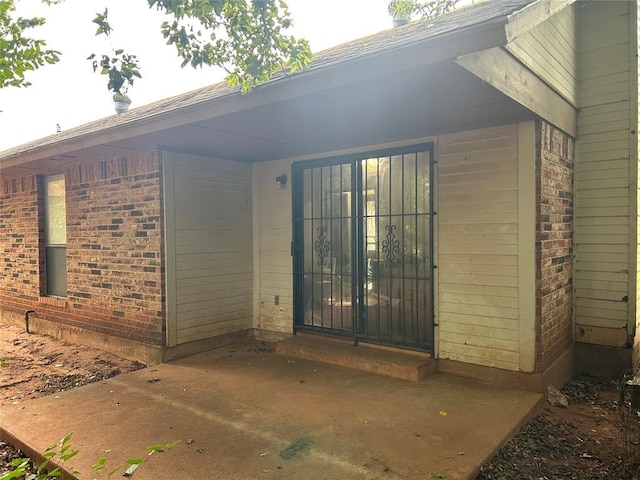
<box><xmin>292</xmin><ymin>144</ymin><xmax>434</xmax><ymax>351</ymax></box>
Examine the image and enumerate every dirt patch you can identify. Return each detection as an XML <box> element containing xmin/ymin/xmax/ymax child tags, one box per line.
<box><xmin>0</xmin><ymin>323</ymin><xmax>636</xmax><ymax>478</ymax></box>
<box><xmin>0</xmin><ymin>323</ymin><xmax>145</xmax><ymax>406</ymax></box>
<box><xmin>0</xmin><ymin>322</ymin><xmax>145</xmax><ymax>476</ymax></box>
<box><xmin>478</xmin><ymin>375</ymin><xmax>629</xmax><ymax>480</ymax></box>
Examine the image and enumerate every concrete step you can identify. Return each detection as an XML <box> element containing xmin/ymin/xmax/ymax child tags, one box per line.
<box><xmin>275</xmin><ymin>334</ymin><xmax>434</xmax><ymax>382</ymax></box>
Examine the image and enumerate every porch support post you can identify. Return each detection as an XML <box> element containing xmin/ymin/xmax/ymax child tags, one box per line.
<box><xmin>455</xmin><ymin>47</ymin><xmax>577</xmax><ymax>138</ymax></box>
<box><xmin>518</xmin><ymin>121</ymin><xmax>537</xmax><ymax>373</ymax></box>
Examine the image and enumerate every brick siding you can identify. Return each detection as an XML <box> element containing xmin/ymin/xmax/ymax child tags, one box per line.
<box><xmin>536</xmin><ymin>121</ymin><xmax>574</xmax><ymax>371</ymax></box>
<box><xmin>0</xmin><ymin>176</ymin><xmax>41</xmax><ymax>303</ymax></box>
<box><xmin>0</xmin><ymin>150</ymin><xmax>165</xmax><ymax>346</ymax></box>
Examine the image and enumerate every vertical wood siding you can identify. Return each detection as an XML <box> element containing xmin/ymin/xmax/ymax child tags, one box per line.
<box><xmin>437</xmin><ymin>125</ymin><xmax>521</xmax><ymax>370</ymax></box>
<box><xmin>253</xmin><ymin>159</ymin><xmax>294</xmax><ymax>334</ymax></box>
<box><xmin>506</xmin><ymin>5</ymin><xmax>577</xmax><ymax>105</ymax></box>
<box><xmin>165</xmin><ymin>152</ymin><xmax>253</xmax><ymax>345</ymax></box>
<box><xmin>575</xmin><ymin>1</ymin><xmax>632</xmax><ymax>347</ymax></box>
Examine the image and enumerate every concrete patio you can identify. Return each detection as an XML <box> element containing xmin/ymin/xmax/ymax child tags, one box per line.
<box><xmin>0</xmin><ymin>341</ymin><xmax>542</xmax><ymax>479</ymax></box>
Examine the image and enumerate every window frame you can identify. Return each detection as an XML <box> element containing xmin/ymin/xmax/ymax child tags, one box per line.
<box><xmin>42</xmin><ymin>173</ymin><xmax>67</xmax><ymax>298</ymax></box>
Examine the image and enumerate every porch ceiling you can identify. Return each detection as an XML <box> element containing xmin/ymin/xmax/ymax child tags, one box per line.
<box><xmin>4</xmin><ymin>60</ymin><xmax>534</xmax><ymax>175</ymax></box>
<box><xmin>154</xmin><ymin>61</ymin><xmax>535</xmax><ymax>162</ymax></box>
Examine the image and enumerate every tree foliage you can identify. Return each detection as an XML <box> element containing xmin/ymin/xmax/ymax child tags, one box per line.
<box><xmin>87</xmin><ymin>8</ymin><xmax>141</xmax><ymax>98</ymax></box>
<box><xmin>388</xmin><ymin>0</ymin><xmax>459</xmax><ymax>21</ymax></box>
<box><xmin>0</xmin><ymin>0</ymin><xmax>60</xmax><ymax>88</ymax></box>
<box><xmin>150</xmin><ymin>0</ymin><xmax>311</xmax><ymax>93</ymax></box>
<box><xmin>0</xmin><ymin>0</ymin><xmax>312</xmax><ymax>95</ymax></box>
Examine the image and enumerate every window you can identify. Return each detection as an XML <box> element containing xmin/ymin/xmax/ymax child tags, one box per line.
<box><xmin>44</xmin><ymin>174</ymin><xmax>67</xmax><ymax>297</ymax></box>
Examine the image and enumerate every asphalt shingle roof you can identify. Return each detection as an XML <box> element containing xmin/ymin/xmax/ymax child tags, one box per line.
<box><xmin>0</xmin><ymin>0</ymin><xmax>535</xmax><ymax>160</ymax></box>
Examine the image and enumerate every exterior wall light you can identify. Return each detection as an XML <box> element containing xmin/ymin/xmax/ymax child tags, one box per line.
<box><xmin>275</xmin><ymin>174</ymin><xmax>287</xmax><ymax>187</ymax></box>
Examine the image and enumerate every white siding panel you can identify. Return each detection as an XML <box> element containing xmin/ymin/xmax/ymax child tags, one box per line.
<box><xmin>167</xmin><ymin>153</ymin><xmax>253</xmax><ymax>345</ymax></box>
<box><xmin>437</xmin><ymin>125</ymin><xmax>521</xmax><ymax>371</ymax></box>
<box><xmin>575</xmin><ymin>1</ymin><xmax>633</xmax><ymax>346</ymax></box>
<box><xmin>506</xmin><ymin>5</ymin><xmax>577</xmax><ymax>105</ymax></box>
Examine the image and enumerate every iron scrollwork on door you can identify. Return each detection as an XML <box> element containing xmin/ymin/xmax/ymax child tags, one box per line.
<box><xmin>314</xmin><ymin>226</ymin><xmax>330</xmax><ymax>266</ymax></box>
<box><xmin>381</xmin><ymin>224</ymin><xmax>401</xmax><ymax>268</ymax></box>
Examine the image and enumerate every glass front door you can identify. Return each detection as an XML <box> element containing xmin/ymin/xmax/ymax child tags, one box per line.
<box><xmin>292</xmin><ymin>144</ymin><xmax>434</xmax><ymax>351</ymax></box>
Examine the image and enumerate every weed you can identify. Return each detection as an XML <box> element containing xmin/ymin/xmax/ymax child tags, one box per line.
<box><xmin>1</xmin><ymin>434</ymin><xmax>178</xmax><ymax>480</ymax></box>
<box><xmin>2</xmin><ymin>432</ymin><xmax>79</xmax><ymax>480</ymax></box>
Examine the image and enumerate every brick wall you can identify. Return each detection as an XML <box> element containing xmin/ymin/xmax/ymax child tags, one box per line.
<box><xmin>0</xmin><ymin>176</ymin><xmax>41</xmax><ymax>304</ymax></box>
<box><xmin>0</xmin><ymin>150</ymin><xmax>165</xmax><ymax>346</ymax></box>
<box><xmin>536</xmin><ymin>121</ymin><xmax>574</xmax><ymax>371</ymax></box>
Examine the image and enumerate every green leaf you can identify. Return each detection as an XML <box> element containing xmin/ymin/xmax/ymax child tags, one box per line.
<box><xmin>1</xmin><ymin>469</ymin><xmax>28</xmax><ymax>480</ymax></box>
<box><xmin>60</xmin><ymin>449</ymin><xmax>79</xmax><ymax>461</ymax></box>
<box><xmin>91</xmin><ymin>456</ymin><xmax>108</xmax><ymax>471</ymax></box>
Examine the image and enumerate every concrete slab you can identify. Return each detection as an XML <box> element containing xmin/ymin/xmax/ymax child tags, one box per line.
<box><xmin>0</xmin><ymin>341</ymin><xmax>543</xmax><ymax>480</ymax></box>
<box><xmin>276</xmin><ymin>334</ymin><xmax>435</xmax><ymax>381</ymax></box>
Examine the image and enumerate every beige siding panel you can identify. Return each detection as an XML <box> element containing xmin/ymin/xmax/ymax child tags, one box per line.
<box><xmin>575</xmin><ymin>0</ymin><xmax>632</xmax><ymax>348</ymax></box>
<box><xmin>577</xmin><ymin>262</ymin><xmax>629</xmax><ymax>273</ymax></box>
<box><xmin>438</xmin><ymin>253</ymin><xmax>518</xmax><ymax>266</ymax></box>
<box><xmin>578</xmin><ymin>138</ymin><xmax>630</xmax><ymax>154</ymax></box>
<box><xmin>577</xmin><ymin>215</ymin><xmax>630</xmax><ymax>226</ymax></box>
<box><xmin>437</xmin><ymin>124</ymin><xmax>521</xmax><ymax>371</ymax></box>
<box><xmin>254</xmin><ymin>158</ymin><xmax>294</xmax><ymax>333</ymax></box>
<box><xmin>169</xmin><ymin>153</ymin><xmax>253</xmax><ymax>344</ymax></box>
<box><xmin>579</xmin><ymin>86</ymin><xmax>630</xmax><ymax>108</ymax></box>
<box><xmin>440</xmin><ymin>291</ymin><xmax>518</xmax><ymax>308</ymax></box>
<box><xmin>578</xmin><ymin>325</ymin><xmax>627</xmax><ymax>348</ymax></box>
<box><xmin>178</xmin><ymin>319</ymin><xmax>251</xmax><ymax>344</ymax></box>
<box><xmin>439</xmin><ymin>311</ymin><xmax>518</xmax><ymax>330</ymax></box>
<box><xmin>577</xmin><ymin>129</ymin><xmax>631</xmax><ymax>146</ymax></box>
<box><xmin>576</xmin><ymin>306</ymin><xmax>627</xmax><ymax>323</ymax></box>
<box><xmin>577</xmin><ymin>159</ymin><xmax>629</xmax><ymax>172</ymax></box>
<box><xmin>579</xmin><ymin>102</ymin><xmax>629</xmax><ymax>123</ymax></box>
<box><xmin>579</xmin><ymin>121</ymin><xmax>629</xmax><ymax>136</ymax></box>
<box><xmin>440</xmin><ymin>191</ymin><xmax>518</xmax><ymax>206</ymax></box>
<box><xmin>439</xmin><ymin>341</ymin><xmax>519</xmax><ymax>370</ymax></box>
<box><xmin>578</xmin><ymin>148</ymin><xmax>630</xmax><ymax>164</ymax></box>
<box><xmin>576</xmin><ymin>228</ymin><xmax>629</xmax><ymax>241</ymax></box>
<box><xmin>576</xmin><ymin>223</ymin><xmax>629</xmax><ymax>235</ymax></box>
<box><xmin>577</xmin><ymin>193</ymin><xmax>629</xmax><ymax>206</ymax></box>
<box><xmin>506</xmin><ymin>6</ymin><xmax>577</xmax><ymax>104</ymax></box>
<box><xmin>577</xmin><ymin>297</ymin><xmax>627</xmax><ymax>311</ymax></box>
<box><xmin>439</xmin><ymin>283</ymin><xmax>518</xmax><ymax>298</ymax></box>
<box><xmin>576</xmin><ymin>169</ymin><xmax>629</xmax><ymax>184</ymax></box>
<box><xmin>438</xmin><ymin>330</ymin><xmax>518</xmax><ymax>351</ymax></box>
<box><xmin>578</xmin><ymin>243</ymin><xmax>629</xmax><ymax>254</ymax></box>
<box><xmin>635</xmin><ymin>0</ymin><xmax>640</xmax><ymax>348</ymax></box>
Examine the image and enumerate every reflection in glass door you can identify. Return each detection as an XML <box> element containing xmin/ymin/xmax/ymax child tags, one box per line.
<box><xmin>292</xmin><ymin>144</ymin><xmax>434</xmax><ymax>351</ymax></box>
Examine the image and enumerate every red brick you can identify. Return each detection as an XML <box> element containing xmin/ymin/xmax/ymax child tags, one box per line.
<box><xmin>535</xmin><ymin>120</ymin><xmax>574</xmax><ymax>371</ymax></box>
<box><xmin>0</xmin><ymin>150</ymin><xmax>165</xmax><ymax>346</ymax></box>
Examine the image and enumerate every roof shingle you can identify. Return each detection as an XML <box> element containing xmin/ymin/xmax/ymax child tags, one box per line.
<box><xmin>0</xmin><ymin>0</ymin><xmax>535</xmax><ymax>160</ymax></box>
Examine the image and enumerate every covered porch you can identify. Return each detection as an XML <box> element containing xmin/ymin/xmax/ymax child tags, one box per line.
<box><xmin>0</xmin><ymin>0</ymin><xmax>576</xmax><ymax>386</ymax></box>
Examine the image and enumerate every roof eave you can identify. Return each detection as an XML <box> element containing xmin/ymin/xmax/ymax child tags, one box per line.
<box><xmin>1</xmin><ymin>4</ymin><xmax>525</xmax><ymax>168</ymax></box>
